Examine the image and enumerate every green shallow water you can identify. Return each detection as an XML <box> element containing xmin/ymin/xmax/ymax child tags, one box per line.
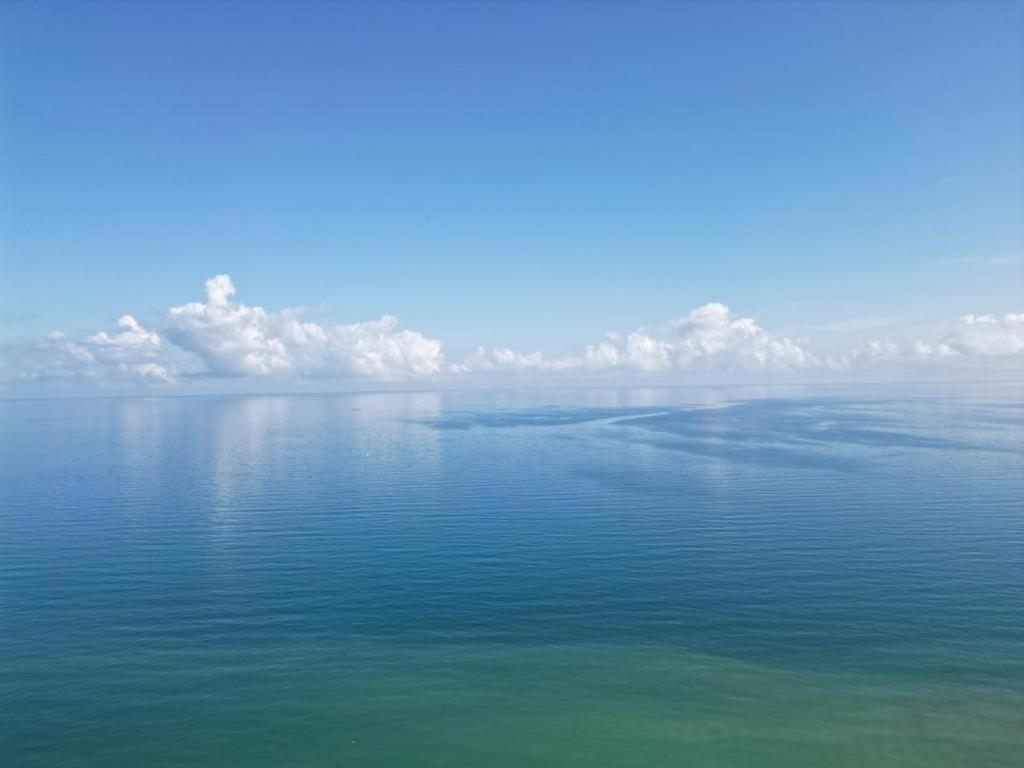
<box><xmin>2</xmin><ymin>387</ymin><xmax>1023</xmax><ymax>766</ymax></box>
<box><xmin>15</xmin><ymin>641</ymin><xmax>1023</xmax><ymax>767</ymax></box>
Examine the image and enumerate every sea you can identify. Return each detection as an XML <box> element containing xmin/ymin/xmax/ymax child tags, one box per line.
<box><xmin>1</xmin><ymin>385</ymin><xmax>1022</xmax><ymax>766</ymax></box>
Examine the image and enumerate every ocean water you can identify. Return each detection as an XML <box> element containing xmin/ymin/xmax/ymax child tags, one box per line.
<box><xmin>1</xmin><ymin>386</ymin><xmax>1022</xmax><ymax>767</ymax></box>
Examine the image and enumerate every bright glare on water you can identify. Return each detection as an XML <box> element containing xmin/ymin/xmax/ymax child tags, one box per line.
<box><xmin>1</xmin><ymin>386</ymin><xmax>1022</xmax><ymax>766</ymax></box>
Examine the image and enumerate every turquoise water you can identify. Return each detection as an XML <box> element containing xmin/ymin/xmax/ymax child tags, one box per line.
<box><xmin>2</xmin><ymin>387</ymin><xmax>1022</xmax><ymax>766</ymax></box>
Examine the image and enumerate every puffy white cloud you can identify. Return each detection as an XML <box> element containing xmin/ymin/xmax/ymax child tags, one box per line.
<box><xmin>668</xmin><ymin>303</ymin><xmax>812</xmax><ymax>370</ymax></box>
<box><xmin>945</xmin><ymin>313</ymin><xmax>1024</xmax><ymax>356</ymax></box>
<box><xmin>166</xmin><ymin>276</ymin><xmax>294</xmax><ymax>377</ymax></box>
<box><xmin>450</xmin><ymin>346</ymin><xmax>578</xmax><ymax>374</ymax></box>
<box><xmin>2</xmin><ymin>275</ymin><xmax>1021</xmax><ymax>390</ymax></box>
<box><xmin>0</xmin><ymin>316</ymin><xmax>174</xmax><ymax>384</ymax></box>
<box><xmin>455</xmin><ymin>302</ymin><xmax>1024</xmax><ymax>380</ymax></box>
<box><xmin>454</xmin><ymin>303</ymin><xmax>812</xmax><ymax>375</ymax></box>
<box><xmin>827</xmin><ymin>337</ymin><xmax>959</xmax><ymax>370</ymax></box>
<box><xmin>88</xmin><ymin>314</ymin><xmax>163</xmax><ymax>361</ymax></box>
<box><xmin>827</xmin><ymin>312</ymin><xmax>1024</xmax><ymax>371</ymax></box>
<box><xmin>166</xmin><ymin>275</ymin><xmax>443</xmax><ymax>379</ymax></box>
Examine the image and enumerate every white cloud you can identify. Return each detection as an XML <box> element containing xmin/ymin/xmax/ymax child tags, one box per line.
<box><xmin>0</xmin><ymin>316</ymin><xmax>174</xmax><ymax>384</ymax></box>
<box><xmin>88</xmin><ymin>314</ymin><xmax>164</xmax><ymax>361</ymax></box>
<box><xmin>166</xmin><ymin>275</ymin><xmax>443</xmax><ymax>379</ymax></box>
<box><xmin>454</xmin><ymin>303</ymin><xmax>813</xmax><ymax>375</ymax></box>
<box><xmin>825</xmin><ymin>312</ymin><xmax>1024</xmax><ymax>372</ymax></box>
<box><xmin>827</xmin><ymin>337</ymin><xmax>959</xmax><ymax>370</ymax></box>
<box><xmin>166</xmin><ymin>276</ymin><xmax>294</xmax><ymax>377</ymax></box>
<box><xmin>945</xmin><ymin>313</ymin><xmax>1024</xmax><ymax>357</ymax></box>
<box><xmin>668</xmin><ymin>303</ymin><xmax>812</xmax><ymax>370</ymax></box>
<box><xmin>2</xmin><ymin>276</ymin><xmax>1021</xmax><ymax>390</ymax></box>
<box><xmin>452</xmin><ymin>345</ymin><xmax>588</xmax><ymax>374</ymax></box>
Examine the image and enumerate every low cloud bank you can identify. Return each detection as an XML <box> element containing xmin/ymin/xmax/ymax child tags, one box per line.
<box><xmin>453</xmin><ymin>303</ymin><xmax>812</xmax><ymax>375</ymax></box>
<box><xmin>2</xmin><ymin>275</ymin><xmax>1021</xmax><ymax>389</ymax></box>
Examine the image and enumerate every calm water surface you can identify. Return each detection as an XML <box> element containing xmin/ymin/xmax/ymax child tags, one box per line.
<box><xmin>1</xmin><ymin>386</ymin><xmax>1022</xmax><ymax>766</ymax></box>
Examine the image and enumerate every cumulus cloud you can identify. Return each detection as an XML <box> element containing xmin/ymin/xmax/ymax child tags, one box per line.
<box><xmin>454</xmin><ymin>303</ymin><xmax>813</xmax><ymax>375</ymax></box>
<box><xmin>945</xmin><ymin>313</ymin><xmax>1024</xmax><ymax>357</ymax></box>
<box><xmin>828</xmin><ymin>338</ymin><xmax>955</xmax><ymax>370</ymax></box>
<box><xmin>1</xmin><ymin>275</ymin><xmax>1021</xmax><ymax>389</ymax></box>
<box><xmin>166</xmin><ymin>276</ymin><xmax>294</xmax><ymax>377</ymax></box>
<box><xmin>824</xmin><ymin>312</ymin><xmax>1024</xmax><ymax>372</ymax></box>
<box><xmin>451</xmin><ymin>345</ymin><xmax>586</xmax><ymax>374</ymax></box>
<box><xmin>0</xmin><ymin>316</ymin><xmax>174</xmax><ymax>384</ymax></box>
<box><xmin>166</xmin><ymin>275</ymin><xmax>443</xmax><ymax>379</ymax></box>
<box><xmin>88</xmin><ymin>314</ymin><xmax>164</xmax><ymax>360</ymax></box>
<box><xmin>669</xmin><ymin>303</ymin><xmax>812</xmax><ymax>370</ymax></box>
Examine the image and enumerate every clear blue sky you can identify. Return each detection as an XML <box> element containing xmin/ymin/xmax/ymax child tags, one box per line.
<box><xmin>1</xmin><ymin>0</ymin><xmax>1022</xmax><ymax>362</ymax></box>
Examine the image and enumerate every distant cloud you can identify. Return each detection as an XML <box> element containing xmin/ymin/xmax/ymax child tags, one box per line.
<box><xmin>453</xmin><ymin>303</ymin><xmax>812</xmax><ymax>374</ymax></box>
<box><xmin>946</xmin><ymin>313</ymin><xmax>1024</xmax><ymax>356</ymax></box>
<box><xmin>669</xmin><ymin>303</ymin><xmax>812</xmax><ymax>370</ymax></box>
<box><xmin>1</xmin><ymin>275</ymin><xmax>1022</xmax><ymax>389</ymax></box>
<box><xmin>166</xmin><ymin>275</ymin><xmax>443</xmax><ymax>379</ymax></box>
<box><xmin>828</xmin><ymin>338</ymin><xmax>959</xmax><ymax>370</ymax></box>
<box><xmin>0</xmin><ymin>315</ymin><xmax>174</xmax><ymax>385</ymax></box>
<box><xmin>826</xmin><ymin>313</ymin><xmax>1024</xmax><ymax>371</ymax></box>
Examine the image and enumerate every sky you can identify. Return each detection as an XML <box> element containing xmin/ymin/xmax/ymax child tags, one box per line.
<box><xmin>1</xmin><ymin>0</ymin><xmax>1022</xmax><ymax>394</ymax></box>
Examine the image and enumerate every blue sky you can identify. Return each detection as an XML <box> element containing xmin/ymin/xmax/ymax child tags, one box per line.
<box><xmin>1</xmin><ymin>1</ymin><xmax>1022</xmax><ymax>391</ymax></box>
